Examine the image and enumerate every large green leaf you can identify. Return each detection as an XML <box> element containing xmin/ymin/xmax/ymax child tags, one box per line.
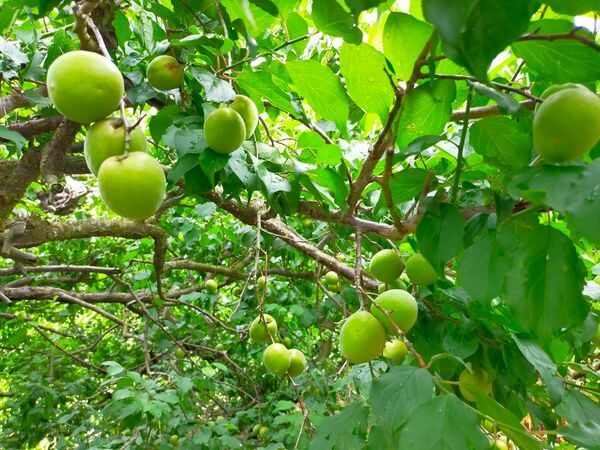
<box><xmin>311</xmin><ymin>0</ymin><xmax>362</xmax><ymax>44</ymax></box>
<box><xmin>221</xmin><ymin>0</ymin><xmax>276</xmax><ymax>37</ymax></box>
<box><xmin>512</xmin><ymin>20</ymin><xmax>600</xmax><ymax>83</ymax></box>
<box><xmin>544</xmin><ymin>0</ymin><xmax>600</xmax><ymax>14</ymax></box>
<box><xmin>458</xmin><ymin>229</ymin><xmax>517</xmax><ymax>302</ymax></box>
<box><xmin>309</xmin><ymin>403</ymin><xmax>369</xmax><ymax>450</ymax></box>
<box><xmin>369</xmin><ymin>366</ymin><xmax>435</xmax><ymax>433</ymax></box>
<box><xmin>423</xmin><ymin>0</ymin><xmax>533</xmax><ymax>80</ymax></box>
<box><xmin>396</xmin><ymin>80</ymin><xmax>456</xmax><ymax>148</ymax></box>
<box><xmin>556</xmin><ymin>389</ymin><xmax>600</xmax><ymax>448</ymax></box>
<box><xmin>504</xmin><ymin>225</ymin><xmax>589</xmax><ymax>343</ymax></box>
<box><xmin>340</xmin><ymin>43</ymin><xmax>394</xmax><ymax>121</ymax></box>
<box><xmin>389</xmin><ymin>168</ymin><xmax>428</xmax><ymax>204</ymax></box>
<box><xmin>469</xmin><ymin>116</ymin><xmax>532</xmax><ymax>172</ymax></box>
<box><xmin>383</xmin><ymin>12</ymin><xmax>432</xmax><ymax>81</ymax></box>
<box><xmin>513</xmin><ymin>337</ymin><xmax>565</xmax><ymax>402</ymax></box>
<box><xmin>508</xmin><ymin>159</ymin><xmax>600</xmax><ymax>245</ymax></box>
<box><xmin>286</xmin><ymin>60</ymin><xmax>350</xmax><ymax>132</ymax></box>
<box><xmin>472</xmin><ymin>392</ymin><xmax>543</xmax><ymax>450</ymax></box>
<box><xmin>344</xmin><ymin>0</ymin><xmax>386</xmax><ymax>17</ymax></box>
<box><xmin>235</xmin><ymin>68</ymin><xmax>296</xmax><ymax>115</ymax></box>
<box><xmin>416</xmin><ymin>202</ymin><xmax>465</xmax><ymax>275</ymax></box>
<box><xmin>397</xmin><ymin>395</ymin><xmax>489</xmax><ymax>449</ymax></box>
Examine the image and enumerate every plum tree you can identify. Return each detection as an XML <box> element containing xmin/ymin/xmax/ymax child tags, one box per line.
<box><xmin>84</xmin><ymin>118</ymin><xmax>148</xmax><ymax>176</ymax></box>
<box><xmin>458</xmin><ymin>367</ymin><xmax>493</xmax><ymax>402</ymax></box>
<box><xmin>369</xmin><ymin>249</ymin><xmax>405</xmax><ymax>283</ymax></box>
<box><xmin>339</xmin><ymin>310</ymin><xmax>386</xmax><ymax>364</ymax></box>
<box><xmin>230</xmin><ymin>95</ymin><xmax>259</xmax><ymax>138</ymax></box>
<box><xmin>371</xmin><ymin>289</ymin><xmax>418</xmax><ymax>334</ymax></box>
<box><xmin>204</xmin><ymin>107</ymin><xmax>246</xmax><ymax>154</ymax></box>
<box><xmin>405</xmin><ymin>253</ymin><xmax>440</xmax><ymax>286</ymax></box>
<box><xmin>533</xmin><ymin>84</ymin><xmax>600</xmax><ymax>162</ymax></box>
<box><xmin>249</xmin><ymin>314</ymin><xmax>277</xmax><ymax>342</ymax></box>
<box><xmin>262</xmin><ymin>343</ymin><xmax>290</xmax><ymax>376</ymax></box>
<box><xmin>98</xmin><ymin>152</ymin><xmax>166</xmax><ymax>220</ymax></box>
<box><xmin>47</xmin><ymin>50</ymin><xmax>124</xmax><ymax>123</ymax></box>
<box><xmin>174</xmin><ymin>348</ymin><xmax>185</xmax><ymax>359</ymax></box>
<box><xmin>146</xmin><ymin>55</ymin><xmax>183</xmax><ymax>91</ymax></box>
<box><xmin>383</xmin><ymin>339</ymin><xmax>407</xmax><ymax>364</ymax></box>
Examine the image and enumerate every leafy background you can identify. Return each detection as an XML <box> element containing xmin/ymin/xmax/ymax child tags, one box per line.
<box><xmin>0</xmin><ymin>0</ymin><xmax>599</xmax><ymax>449</ymax></box>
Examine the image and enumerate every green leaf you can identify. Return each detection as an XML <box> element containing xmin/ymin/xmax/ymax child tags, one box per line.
<box><xmin>369</xmin><ymin>366</ymin><xmax>435</xmax><ymax>432</ymax></box>
<box><xmin>504</xmin><ymin>225</ymin><xmax>589</xmax><ymax>343</ymax></box>
<box><xmin>311</xmin><ymin>0</ymin><xmax>362</xmax><ymax>45</ymax></box>
<box><xmin>0</xmin><ymin>125</ymin><xmax>26</xmax><ymax>151</ymax></box>
<box><xmin>344</xmin><ymin>0</ymin><xmax>386</xmax><ymax>16</ymax></box>
<box><xmin>416</xmin><ymin>202</ymin><xmax>465</xmax><ymax>275</ymax></box>
<box><xmin>286</xmin><ymin>60</ymin><xmax>350</xmax><ymax>132</ymax></box>
<box><xmin>470</xmin><ymin>116</ymin><xmax>532</xmax><ymax>172</ymax></box>
<box><xmin>389</xmin><ymin>168</ymin><xmax>428</xmax><ymax>204</ymax></box>
<box><xmin>236</xmin><ymin>69</ymin><xmax>296</xmax><ymax>115</ymax></box>
<box><xmin>514</xmin><ymin>337</ymin><xmax>565</xmax><ymax>402</ymax></box>
<box><xmin>458</xmin><ymin>229</ymin><xmax>516</xmax><ymax>303</ymax></box>
<box><xmin>273</xmin><ymin>0</ymin><xmax>299</xmax><ymax>18</ymax></box>
<box><xmin>544</xmin><ymin>0</ymin><xmax>600</xmax><ymax>15</ymax></box>
<box><xmin>190</xmin><ymin>68</ymin><xmax>237</xmax><ymax>103</ymax></box>
<box><xmin>168</xmin><ymin>154</ymin><xmax>200</xmax><ymax>184</ymax></box>
<box><xmin>556</xmin><ymin>389</ymin><xmax>600</xmax><ymax>426</ymax></box>
<box><xmin>423</xmin><ymin>0</ymin><xmax>533</xmax><ymax>80</ymax></box>
<box><xmin>396</xmin><ymin>395</ymin><xmax>489</xmax><ymax>450</ymax></box>
<box><xmin>396</xmin><ymin>80</ymin><xmax>456</xmax><ymax>149</ymax></box>
<box><xmin>473</xmin><ymin>392</ymin><xmax>543</xmax><ymax>450</ymax></box>
<box><xmin>512</xmin><ymin>20</ymin><xmax>600</xmax><ymax>83</ymax></box>
<box><xmin>468</xmin><ymin>80</ymin><xmax>522</xmax><ymax>114</ymax></box>
<box><xmin>297</xmin><ymin>131</ymin><xmax>343</xmax><ymax>165</ymax></box>
<box><xmin>221</xmin><ymin>0</ymin><xmax>276</xmax><ymax>37</ymax></box>
<box><xmin>383</xmin><ymin>12</ymin><xmax>432</xmax><ymax>81</ymax></box>
<box><xmin>311</xmin><ymin>167</ymin><xmax>348</xmax><ymax>208</ymax></box>
<box><xmin>249</xmin><ymin>0</ymin><xmax>279</xmax><ymax>16</ymax></box>
<box><xmin>558</xmin><ymin>421</ymin><xmax>600</xmax><ymax>449</ymax></box>
<box><xmin>309</xmin><ymin>403</ymin><xmax>369</xmax><ymax>450</ymax></box>
<box><xmin>508</xmin><ymin>159</ymin><xmax>600</xmax><ymax>245</ymax></box>
<box><xmin>149</xmin><ymin>104</ymin><xmax>179</xmax><ymax>144</ymax></box>
<box><xmin>339</xmin><ymin>43</ymin><xmax>395</xmax><ymax>121</ymax></box>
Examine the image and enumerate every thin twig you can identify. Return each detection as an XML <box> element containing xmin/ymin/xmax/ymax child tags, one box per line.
<box><xmin>84</xmin><ymin>16</ymin><xmax>130</xmax><ymax>153</ymax></box>
<box><xmin>451</xmin><ymin>87</ymin><xmax>474</xmax><ymax>203</ymax></box>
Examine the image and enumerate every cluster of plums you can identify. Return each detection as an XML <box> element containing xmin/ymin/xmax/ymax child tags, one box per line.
<box><xmin>46</xmin><ymin>49</ymin><xmax>259</xmax><ymax>220</ymax></box>
<box><xmin>249</xmin><ymin>306</ymin><xmax>306</xmax><ymax>378</ymax></box>
<box><xmin>337</xmin><ymin>249</ymin><xmax>439</xmax><ymax>365</ymax></box>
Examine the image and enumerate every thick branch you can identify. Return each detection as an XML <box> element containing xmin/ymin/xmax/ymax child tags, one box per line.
<box><xmin>298</xmin><ymin>201</ymin><xmax>404</xmax><ymax>240</ymax></box>
<box><xmin>8</xmin><ymin>116</ymin><xmax>64</xmax><ymax>138</ymax></box>
<box><xmin>203</xmin><ymin>191</ymin><xmax>378</xmax><ymax>289</ymax></box>
<box><xmin>40</xmin><ymin>119</ymin><xmax>80</xmax><ymax>192</ymax></box>
<box><xmin>0</xmin><ymin>86</ymin><xmax>48</xmax><ymax>119</ymax></box>
<box><xmin>518</xmin><ymin>30</ymin><xmax>600</xmax><ymax>52</ymax></box>
<box><xmin>0</xmin><ymin>265</ymin><xmax>120</xmax><ymax>276</ymax></box>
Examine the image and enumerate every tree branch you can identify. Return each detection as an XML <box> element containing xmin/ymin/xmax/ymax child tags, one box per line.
<box><xmin>0</xmin><ymin>85</ymin><xmax>48</xmax><ymax>119</ymax></box>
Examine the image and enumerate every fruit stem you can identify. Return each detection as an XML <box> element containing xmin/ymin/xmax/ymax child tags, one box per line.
<box><xmin>84</xmin><ymin>15</ymin><xmax>130</xmax><ymax>156</ymax></box>
<box><xmin>451</xmin><ymin>86</ymin><xmax>474</xmax><ymax>203</ymax></box>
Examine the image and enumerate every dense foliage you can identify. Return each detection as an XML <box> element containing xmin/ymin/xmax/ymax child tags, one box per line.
<box><xmin>0</xmin><ymin>0</ymin><xmax>599</xmax><ymax>449</ymax></box>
